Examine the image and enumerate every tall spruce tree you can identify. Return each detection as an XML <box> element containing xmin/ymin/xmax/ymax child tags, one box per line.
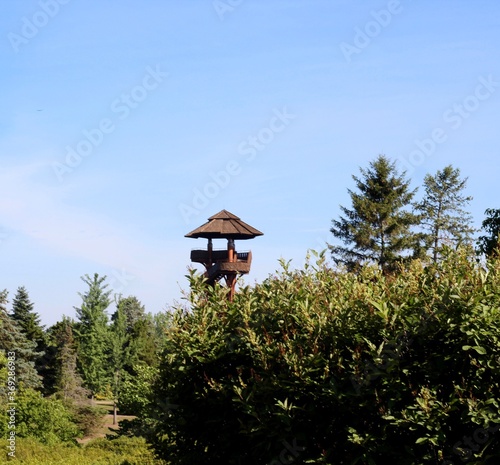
<box><xmin>330</xmin><ymin>155</ymin><xmax>419</xmax><ymax>272</ymax></box>
<box><xmin>11</xmin><ymin>286</ymin><xmax>45</xmax><ymax>345</ymax></box>
<box><xmin>74</xmin><ymin>273</ymin><xmax>111</xmax><ymax>397</ymax></box>
<box><xmin>477</xmin><ymin>208</ymin><xmax>500</xmax><ymax>257</ymax></box>
<box><xmin>54</xmin><ymin>318</ymin><xmax>88</xmax><ymax>402</ymax></box>
<box><xmin>414</xmin><ymin>165</ymin><xmax>474</xmax><ymax>263</ymax></box>
<box><xmin>11</xmin><ymin>286</ymin><xmax>47</xmax><ymax>381</ymax></box>
<box><xmin>0</xmin><ymin>290</ymin><xmax>41</xmax><ymax>390</ymax></box>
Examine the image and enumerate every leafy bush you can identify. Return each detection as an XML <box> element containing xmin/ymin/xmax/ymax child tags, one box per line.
<box><xmin>149</xmin><ymin>249</ymin><xmax>500</xmax><ymax>464</ymax></box>
<box><xmin>14</xmin><ymin>388</ymin><xmax>81</xmax><ymax>444</ymax></box>
<box><xmin>116</xmin><ymin>364</ymin><xmax>159</xmax><ymax>438</ymax></box>
<box><xmin>118</xmin><ymin>365</ymin><xmax>158</xmax><ymax>415</ymax></box>
<box><xmin>0</xmin><ymin>344</ymin><xmax>107</xmax><ymax>446</ymax></box>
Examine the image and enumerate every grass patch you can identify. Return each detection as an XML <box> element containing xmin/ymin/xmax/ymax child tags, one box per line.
<box><xmin>0</xmin><ymin>436</ymin><xmax>166</xmax><ymax>464</ymax></box>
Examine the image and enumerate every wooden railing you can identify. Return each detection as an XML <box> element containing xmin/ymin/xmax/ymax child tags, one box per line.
<box><xmin>191</xmin><ymin>249</ymin><xmax>251</xmax><ymax>264</ymax></box>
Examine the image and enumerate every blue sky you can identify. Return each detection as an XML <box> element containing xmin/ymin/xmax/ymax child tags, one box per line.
<box><xmin>1</xmin><ymin>0</ymin><xmax>499</xmax><ymax>326</ymax></box>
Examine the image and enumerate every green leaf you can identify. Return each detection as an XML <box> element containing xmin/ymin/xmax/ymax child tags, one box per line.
<box><xmin>463</xmin><ymin>345</ymin><xmax>487</xmax><ymax>355</ymax></box>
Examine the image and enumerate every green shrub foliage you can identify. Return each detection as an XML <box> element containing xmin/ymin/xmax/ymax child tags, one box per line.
<box><xmin>117</xmin><ymin>365</ymin><xmax>160</xmax><ymax>438</ymax></box>
<box><xmin>150</xmin><ymin>249</ymin><xmax>500</xmax><ymax>464</ymax></box>
<box><xmin>118</xmin><ymin>365</ymin><xmax>158</xmax><ymax>416</ymax></box>
<box><xmin>0</xmin><ymin>436</ymin><xmax>165</xmax><ymax>465</ymax></box>
<box><xmin>15</xmin><ymin>388</ymin><xmax>81</xmax><ymax>444</ymax></box>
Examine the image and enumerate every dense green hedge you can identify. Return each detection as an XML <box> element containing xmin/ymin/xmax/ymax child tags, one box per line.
<box><xmin>150</xmin><ymin>249</ymin><xmax>500</xmax><ymax>464</ymax></box>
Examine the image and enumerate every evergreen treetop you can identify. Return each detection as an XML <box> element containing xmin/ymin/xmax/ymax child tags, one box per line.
<box><xmin>73</xmin><ymin>273</ymin><xmax>112</xmax><ymax>396</ymax></box>
<box><xmin>11</xmin><ymin>286</ymin><xmax>45</xmax><ymax>348</ymax></box>
<box><xmin>330</xmin><ymin>155</ymin><xmax>419</xmax><ymax>272</ymax></box>
<box><xmin>0</xmin><ymin>290</ymin><xmax>42</xmax><ymax>391</ymax></box>
<box><xmin>414</xmin><ymin>165</ymin><xmax>474</xmax><ymax>263</ymax></box>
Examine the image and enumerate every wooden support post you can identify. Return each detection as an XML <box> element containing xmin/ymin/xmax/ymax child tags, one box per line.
<box><xmin>207</xmin><ymin>238</ymin><xmax>213</xmax><ymax>265</ymax></box>
<box><xmin>228</xmin><ymin>238</ymin><xmax>235</xmax><ymax>263</ymax></box>
<box><xmin>226</xmin><ymin>273</ymin><xmax>237</xmax><ymax>301</ymax></box>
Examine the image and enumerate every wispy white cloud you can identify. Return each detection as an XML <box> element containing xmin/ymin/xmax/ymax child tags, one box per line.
<box><xmin>0</xmin><ymin>161</ymin><xmax>186</xmax><ymax>295</ymax></box>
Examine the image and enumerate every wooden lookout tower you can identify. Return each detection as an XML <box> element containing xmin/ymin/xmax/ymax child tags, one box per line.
<box><xmin>185</xmin><ymin>210</ymin><xmax>263</xmax><ymax>301</ymax></box>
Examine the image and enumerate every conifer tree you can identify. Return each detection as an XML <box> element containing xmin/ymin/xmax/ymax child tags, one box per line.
<box><xmin>109</xmin><ymin>296</ymin><xmax>157</xmax><ymax>422</ymax></box>
<box><xmin>477</xmin><ymin>208</ymin><xmax>500</xmax><ymax>258</ymax></box>
<box><xmin>108</xmin><ymin>296</ymin><xmax>161</xmax><ymax>422</ymax></box>
<box><xmin>414</xmin><ymin>165</ymin><xmax>474</xmax><ymax>263</ymax></box>
<box><xmin>53</xmin><ymin>318</ymin><xmax>88</xmax><ymax>402</ymax></box>
<box><xmin>11</xmin><ymin>286</ymin><xmax>47</xmax><ymax>381</ymax></box>
<box><xmin>330</xmin><ymin>155</ymin><xmax>419</xmax><ymax>272</ymax></box>
<box><xmin>0</xmin><ymin>290</ymin><xmax>41</xmax><ymax>390</ymax></box>
<box><xmin>73</xmin><ymin>274</ymin><xmax>112</xmax><ymax>397</ymax></box>
<box><xmin>42</xmin><ymin>320</ymin><xmax>67</xmax><ymax>396</ymax></box>
<box><xmin>112</xmin><ymin>296</ymin><xmax>158</xmax><ymax>372</ymax></box>
<box><xmin>116</xmin><ymin>295</ymin><xmax>146</xmax><ymax>332</ymax></box>
<box><xmin>11</xmin><ymin>286</ymin><xmax>45</xmax><ymax>345</ymax></box>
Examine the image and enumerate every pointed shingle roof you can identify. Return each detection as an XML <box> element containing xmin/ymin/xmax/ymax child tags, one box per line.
<box><xmin>185</xmin><ymin>210</ymin><xmax>263</xmax><ymax>240</ymax></box>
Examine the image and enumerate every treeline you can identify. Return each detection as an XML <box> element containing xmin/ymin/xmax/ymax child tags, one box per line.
<box><xmin>0</xmin><ymin>275</ymin><xmax>171</xmax><ymax>444</ymax></box>
<box><xmin>330</xmin><ymin>155</ymin><xmax>500</xmax><ymax>271</ymax></box>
